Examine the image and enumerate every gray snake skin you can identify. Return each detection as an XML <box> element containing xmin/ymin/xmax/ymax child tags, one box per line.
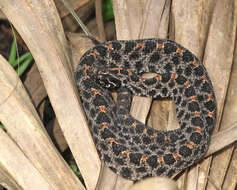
<box><xmin>75</xmin><ymin>38</ymin><xmax>216</xmax><ymax>181</ymax></box>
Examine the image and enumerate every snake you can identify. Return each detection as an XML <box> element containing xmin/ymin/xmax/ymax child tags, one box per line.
<box><xmin>75</xmin><ymin>38</ymin><xmax>217</xmax><ymax>181</ymax></box>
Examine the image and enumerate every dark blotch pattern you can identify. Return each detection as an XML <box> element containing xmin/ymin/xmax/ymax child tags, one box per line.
<box><xmin>179</xmin><ymin>146</ymin><xmax>192</xmax><ymax>157</ymax></box>
<box><xmin>156</xmin><ymin>133</ymin><xmax>165</xmax><ymax>144</ymax></box>
<box><xmin>100</xmin><ymin>142</ymin><xmax>108</xmax><ymax>151</ymax></box>
<box><xmin>143</xmin><ymin>41</ymin><xmax>156</xmax><ymax>53</ymax></box>
<box><xmin>194</xmin><ymin>79</ymin><xmax>202</xmax><ymax>87</ymax></box>
<box><xmin>133</xmin><ymin>136</ymin><xmax>141</xmax><ymax>144</ymax></box>
<box><xmin>204</xmin><ymin>100</ymin><xmax>216</xmax><ymax>111</ymax></box>
<box><xmin>147</xmin><ymin>155</ymin><xmax>158</xmax><ymax>168</ymax></box>
<box><xmin>163</xmin><ymin>154</ymin><xmax>176</xmax><ymax>165</ymax></box>
<box><xmin>111</xmin><ymin>41</ymin><xmax>122</xmax><ymax>50</ymax></box>
<box><xmin>115</xmin><ymin>158</ymin><xmax>124</xmax><ymax>165</ymax></box>
<box><xmin>104</xmin><ymin>154</ymin><xmax>111</xmax><ymax>162</ymax></box>
<box><xmin>129</xmin><ymin>51</ymin><xmax>139</xmax><ymax>60</ymax></box>
<box><xmin>175</xmin><ymin>75</ymin><xmax>187</xmax><ymax>85</ymax></box>
<box><xmin>148</xmin><ymin>90</ymin><xmax>156</xmax><ymax>97</ymax></box>
<box><xmin>177</xmin><ymin>110</ymin><xmax>184</xmax><ymax>119</ymax></box>
<box><xmin>165</xmin><ymin>64</ymin><xmax>172</xmax><ymax>72</ymax></box>
<box><xmin>80</xmin><ymin>55</ymin><xmax>94</xmax><ymax>66</ymax></box>
<box><xmin>95</xmin><ymin>46</ymin><xmax>107</xmax><ymax>57</ymax></box>
<box><xmin>101</xmin><ymin>128</ymin><xmax>116</xmax><ymax>140</ymax></box>
<box><xmin>150</xmin><ymin>52</ymin><xmax>160</xmax><ymax>63</ymax></box>
<box><xmin>112</xmin><ymin>143</ymin><xmax>126</xmax><ymax>156</ymax></box>
<box><xmin>136</xmin><ymin>167</ymin><xmax>146</xmax><ymax>173</ymax></box>
<box><xmin>93</xmin><ymin>94</ymin><xmax>108</xmax><ymax>106</ymax></box>
<box><xmin>156</xmin><ymin>167</ymin><xmax>166</xmax><ymax>175</ymax></box>
<box><xmin>194</xmin><ymin>66</ymin><xmax>204</xmax><ymax>76</ymax></box>
<box><xmin>170</xmin><ymin>134</ymin><xmax>178</xmax><ymax>142</ymax></box>
<box><xmin>184</xmin><ymin>66</ymin><xmax>192</xmax><ymax>76</ymax></box>
<box><xmin>168</xmin><ymin>81</ymin><xmax>175</xmax><ymax>88</ymax></box>
<box><xmin>190</xmin><ymin>132</ymin><xmax>202</xmax><ymax>144</ymax></box>
<box><xmin>96</xmin><ymin>112</ymin><xmax>111</xmax><ymax>124</ymax></box>
<box><xmin>135</xmin><ymin>124</ymin><xmax>145</xmax><ymax>134</ymax></box>
<box><xmin>188</xmin><ymin>101</ymin><xmax>200</xmax><ymax>112</ymax></box>
<box><xmin>182</xmin><ymin>51</ymin><xmax>194</xmax><ymax>62</ymax></box>
<box><xmin>202</xmin><ymin>82</ymin><xmax>211</xmax><ymax>93</ymax></box>
<box><xmin>185</xmin><ymin>86</ymin><xmax>195</xmax><ymax>97</ymax></box>
<box><xmin>161</xmin><ymin>73</ymin><xmax>171</xmax><ymax>83</ymax></box>
<box><xmin>129</xmin><ymin>153</ymin><xmax>143</xmax><ymax>165</ymax></box>
<box><xmin>184</xmin><ymin>113</ymin><xmax>190</xmax><ymax>120</ymax></box>
<box><xmin>121</xmin><ymin>167</ymin><xmax>132</xmax><ymax>178</ymax></box>
<box><xmin>167</xmin><ymin>169</ymin><xmax>175</xmax><ymax>177</ymax></box>
<box><xmin>172</xmin><ymin>56</ymin><xmax>179</xmax><ymax>65</ymax></box>
<box><xmin>206</xmin><ymin>116</ymin><xmax>214</xmax><ymax>126</ymax></box>
<box><xmin>143</xmin><ymin>136</ymin><xmax>152</xmax><ymax>145</ymax></box>
<box><xmin>191</xmin><ymin>117</ymin><xmax>203</xmax><ymax>127</ymax></box>
<box><xmin>144</xmin><ymin>78</ymin><xmax>157</xmax><ymax>86</ymax></box>
<box><xmin>135</xmin><ymin>61</ymin><xmax>143</xmax><ymax>71</ymax></box>
<box><xmin>161</xmin><ymin>87</ymin><xmax>168</xmax><ymax>96</ymax></box>
<box><xmin>164</xmin><ymin>43</ymin><xmax>177</xmax><ymax>54</ymax></box>
<box><xmin>176</xmin><ymin>96</ymin><xmax>182</xmax><ymax>104</ymax></box>
<box><xmin>110</xmin><ymin>52</ymin><xmax>121</xmax><ymax>61</ymax></box>
<box><xmin>82</xmin><ymin>90</ymin><xmax>91</xmax><ymax>99</ymax></box>
<box><xmin>124</xmin><ymin>41</ymin><xmax>136</xmax><ymax>54</ymax></box>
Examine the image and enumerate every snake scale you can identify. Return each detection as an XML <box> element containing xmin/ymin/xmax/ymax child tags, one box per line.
<box><xmin>75</xmin><ymin>38</ymin><xmax>217</xmax><ymax>181</ymax></box>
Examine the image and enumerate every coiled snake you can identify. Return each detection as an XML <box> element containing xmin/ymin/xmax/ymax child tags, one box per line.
<box><xmin>75</xmin><ymin>38</ymin><xmax>216</xmax><ymax>181</ymax></box>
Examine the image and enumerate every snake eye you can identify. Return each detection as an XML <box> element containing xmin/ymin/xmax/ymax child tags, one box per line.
<box><xmin>105</xmin><ymin>83</ymin><xmax>111</xmax><ymax>88</ymax></box>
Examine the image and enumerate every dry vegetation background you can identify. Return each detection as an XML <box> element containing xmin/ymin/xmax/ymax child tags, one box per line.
<box><xmin>0</xmin><ymin>0</ymin><xmax>236</xmax><ymax>190</ymax></box>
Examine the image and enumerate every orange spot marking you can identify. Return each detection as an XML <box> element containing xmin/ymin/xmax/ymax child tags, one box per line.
<box><xmin>202</xmin><ymin>75</ymin><xmax>207</xmax><ymax>82</ymax></box>
<box><xmin>177</xmin><ymin>48</ymin><xmax>183</xmax><ymax>55</ymax></box>
<box><xmin>132</xmin><ymin>122</ymin><xmax>137</xmax><ymax>128</ymax></box>
<box><xmin>195</xmin><ymin>126</ymin><xmax>201</xmax><ymax>133</ymax></box>
<box><xmin>91</xmin><ymin>51</ymin><xmax>98</xmax><ymax>56</ymax></box>
<box><xmin>121</xmin><ymin>91</ymin><xmax>129</xmax><ymax>95</ymax></box>
<box><xmin>194</xmin><ymin>111</ymin><xmax>200</xmax><ymax>116</ymax></box>
<box><xmin>193</xmin><ymin>60</ymin><xmax>198</xmax><ymax>67</ymax></box>
<box><xmin>171</xmin><ymin>73</ymin><xmax>177</xmax><ymax>79</ymax></box>
<box><xmin>165</xmin><ymin>136</ymin><xmax>169</xmax><ymax>141</ymax></box>
<box><xmin>173</xmin><ymin>153</ymin><xmax>181</xmax><ymax>159</ymax></box>
<box><xmin>122</xmin><ymin>150</ymin><xmax>130</xmax><ymax>156</ymax></box>
<box><xmin>208</xmin><ymin>94</ymin><xmax>212</xmax><ymax>100</ymax></box>
<box><xmin>190</xmin><ymin>96</ymin><xmax>196</xmax><ymax>101</ymax></box>
<box><xmin>136</xmin><ymin>42</ymin><xmax>144</xmax><ymax>48</ymax></box>
<box><xmin>127</xmin><ymin>69</ymin><xmax>132</xmax><ymax>75</ymax></box>
<box><xmin>108</xmin><ymin>138</ymin><xmax>118</xmax><ymax>144</ymax></box>
<box><xmin>140</xmin><ymin>156</ymin><xmax>147</xmax><ymax>162</ymax></box>
<box><xmin>105</xmin><ymin>44</ymin><xmax>113</xmax><ymax>50</ymax></box>
<box><xmin>83</xmin><ymin>65</ymin><xmax>89</xmax><ymax>75</ymax></box>
<box><xmin>156</xmin><ymin>75</ymin><xmax>162</xmax><ymax>81</ymax></box>
<box><xmin>111</xmin><ymin>67</ymin><xmax>123</xmax><ymax>71</ymax></box>
<box><xmin>157</xmin><ymin>157</ymin><xmax>164</xmax><ymax>163</ymax></box>
<box><xmin>102</xmin><ymin>122</ymin><xmax>108</xmax><ymax>128</ymax></box>
<box><xmin>157</xmin><ymin>43</ymin><xmax>163</xmax><ymax>49</ymax></box>
<box><xmin>188</xmin><ymin>142</ymin><xmax>195</xmax><ymax>149</ymax></box>
<box><xmin>208</xmin><ymin>111</ymin><xmax>214</xmax><ymax>117</ymax></box>
<box><xmin>143</xmin><ymin>128</ymin><xmax>147</xmax><ymax>134</ymax></box>
<box><xmin>185</xmin><ymin>81</ymin><xmax>190</xmax><ymax>87</ymax></box>
<box><xmin>99</xmin><ymin>106</ymin><xmax>106</xmax><ymax>113</ymax></box>
<box><xmin>92</xmin><ymin>88</ymin><xmax>100</xmax><ymax>94</ymax></box>
<box><xmin>119</xmin><ymin>105</ymin><xmax>125</xmax><ymax>109</ymax></box>
<box><xmin>151</xmin><ymin>133</ymin><xmax>157</xmax><ymax>138</ymax></box>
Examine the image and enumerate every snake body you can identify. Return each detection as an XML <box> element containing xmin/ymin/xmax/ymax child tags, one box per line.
<box><xmin>75</xmin><ymin>38</ymin><xmax>216</xmax><ymax>180</ymax></box>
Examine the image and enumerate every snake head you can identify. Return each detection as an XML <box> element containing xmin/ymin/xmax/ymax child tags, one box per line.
<box><xmin>96</xmin><ymin>70</ymin><xmax>121</xmax><ymax>90</ymax></box>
